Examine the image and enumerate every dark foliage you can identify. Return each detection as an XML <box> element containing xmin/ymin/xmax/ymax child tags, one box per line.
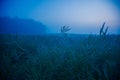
<box><xmin>0</xmin><ymin>34</ymin><xmax>120</xmax><ymax>80</ymax></box>
<box><xmin>0</xmin><ymin>17</ymin><xmax>46</xmax><ymax>35</ymax></box>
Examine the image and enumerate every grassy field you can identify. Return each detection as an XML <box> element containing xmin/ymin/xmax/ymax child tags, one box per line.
<box><xmin>0</xmin><ymin>34</ymin><xmax>120</xmax><ymax>80</ymax></box>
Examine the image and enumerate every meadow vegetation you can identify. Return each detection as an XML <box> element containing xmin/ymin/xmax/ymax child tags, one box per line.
<box><xmin>0</xmin><ymin>33</ymin><xmax>120</xmax><ymax>80</ymax></box>
<box><xmin>0</xmin><ymin>22</ymin><xmax>120</xmax><ymax>80</ymax></box>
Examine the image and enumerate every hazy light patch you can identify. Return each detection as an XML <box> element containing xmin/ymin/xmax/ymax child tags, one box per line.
<box><xmin>29</xmin><ymin>0</ymin><xmax>120</xmax><ymax>34</ymax></box>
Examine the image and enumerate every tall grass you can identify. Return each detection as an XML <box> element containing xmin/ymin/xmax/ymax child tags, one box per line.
<box><xmin>0</xmin><ymin>33</ymin><xmax>120</xmax><ymax>80</ymax></box>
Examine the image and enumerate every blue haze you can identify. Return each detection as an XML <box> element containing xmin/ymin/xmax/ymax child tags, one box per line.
<box><xmin>0</xmin><ymin>0</ymin><xmax>120</xmax><ymax>34</ymax></box>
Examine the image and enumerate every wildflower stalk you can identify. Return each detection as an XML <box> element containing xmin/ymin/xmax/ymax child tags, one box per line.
<box><xmin>60</xmin><ymin>25</ymin><xmax>71</xmax><ymax>38</ymax></box>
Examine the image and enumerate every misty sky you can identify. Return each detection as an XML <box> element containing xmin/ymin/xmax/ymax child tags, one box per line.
<box><xmin>0</xmin><ymin>0</ymin><xmax>120</xmax><ymax>34</ymax></box>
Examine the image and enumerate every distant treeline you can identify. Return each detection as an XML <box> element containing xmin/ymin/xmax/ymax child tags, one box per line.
<box><xmin>0</xmin><ymin>17</ymin><xmax>46</xmax><ymax>35</ymax></box>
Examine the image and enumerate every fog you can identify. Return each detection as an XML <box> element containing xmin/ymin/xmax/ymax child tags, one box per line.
<box><xmin>1</xmin><ymin>0</ymin><xmax>120</xmax><ymax>34</ymax></box>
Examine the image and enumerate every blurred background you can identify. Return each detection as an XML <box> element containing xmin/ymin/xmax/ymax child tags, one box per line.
<box><xmin>0</xmin><ymin>0</ymin><xmax>120</xmax><ymax>34</ymax></box>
